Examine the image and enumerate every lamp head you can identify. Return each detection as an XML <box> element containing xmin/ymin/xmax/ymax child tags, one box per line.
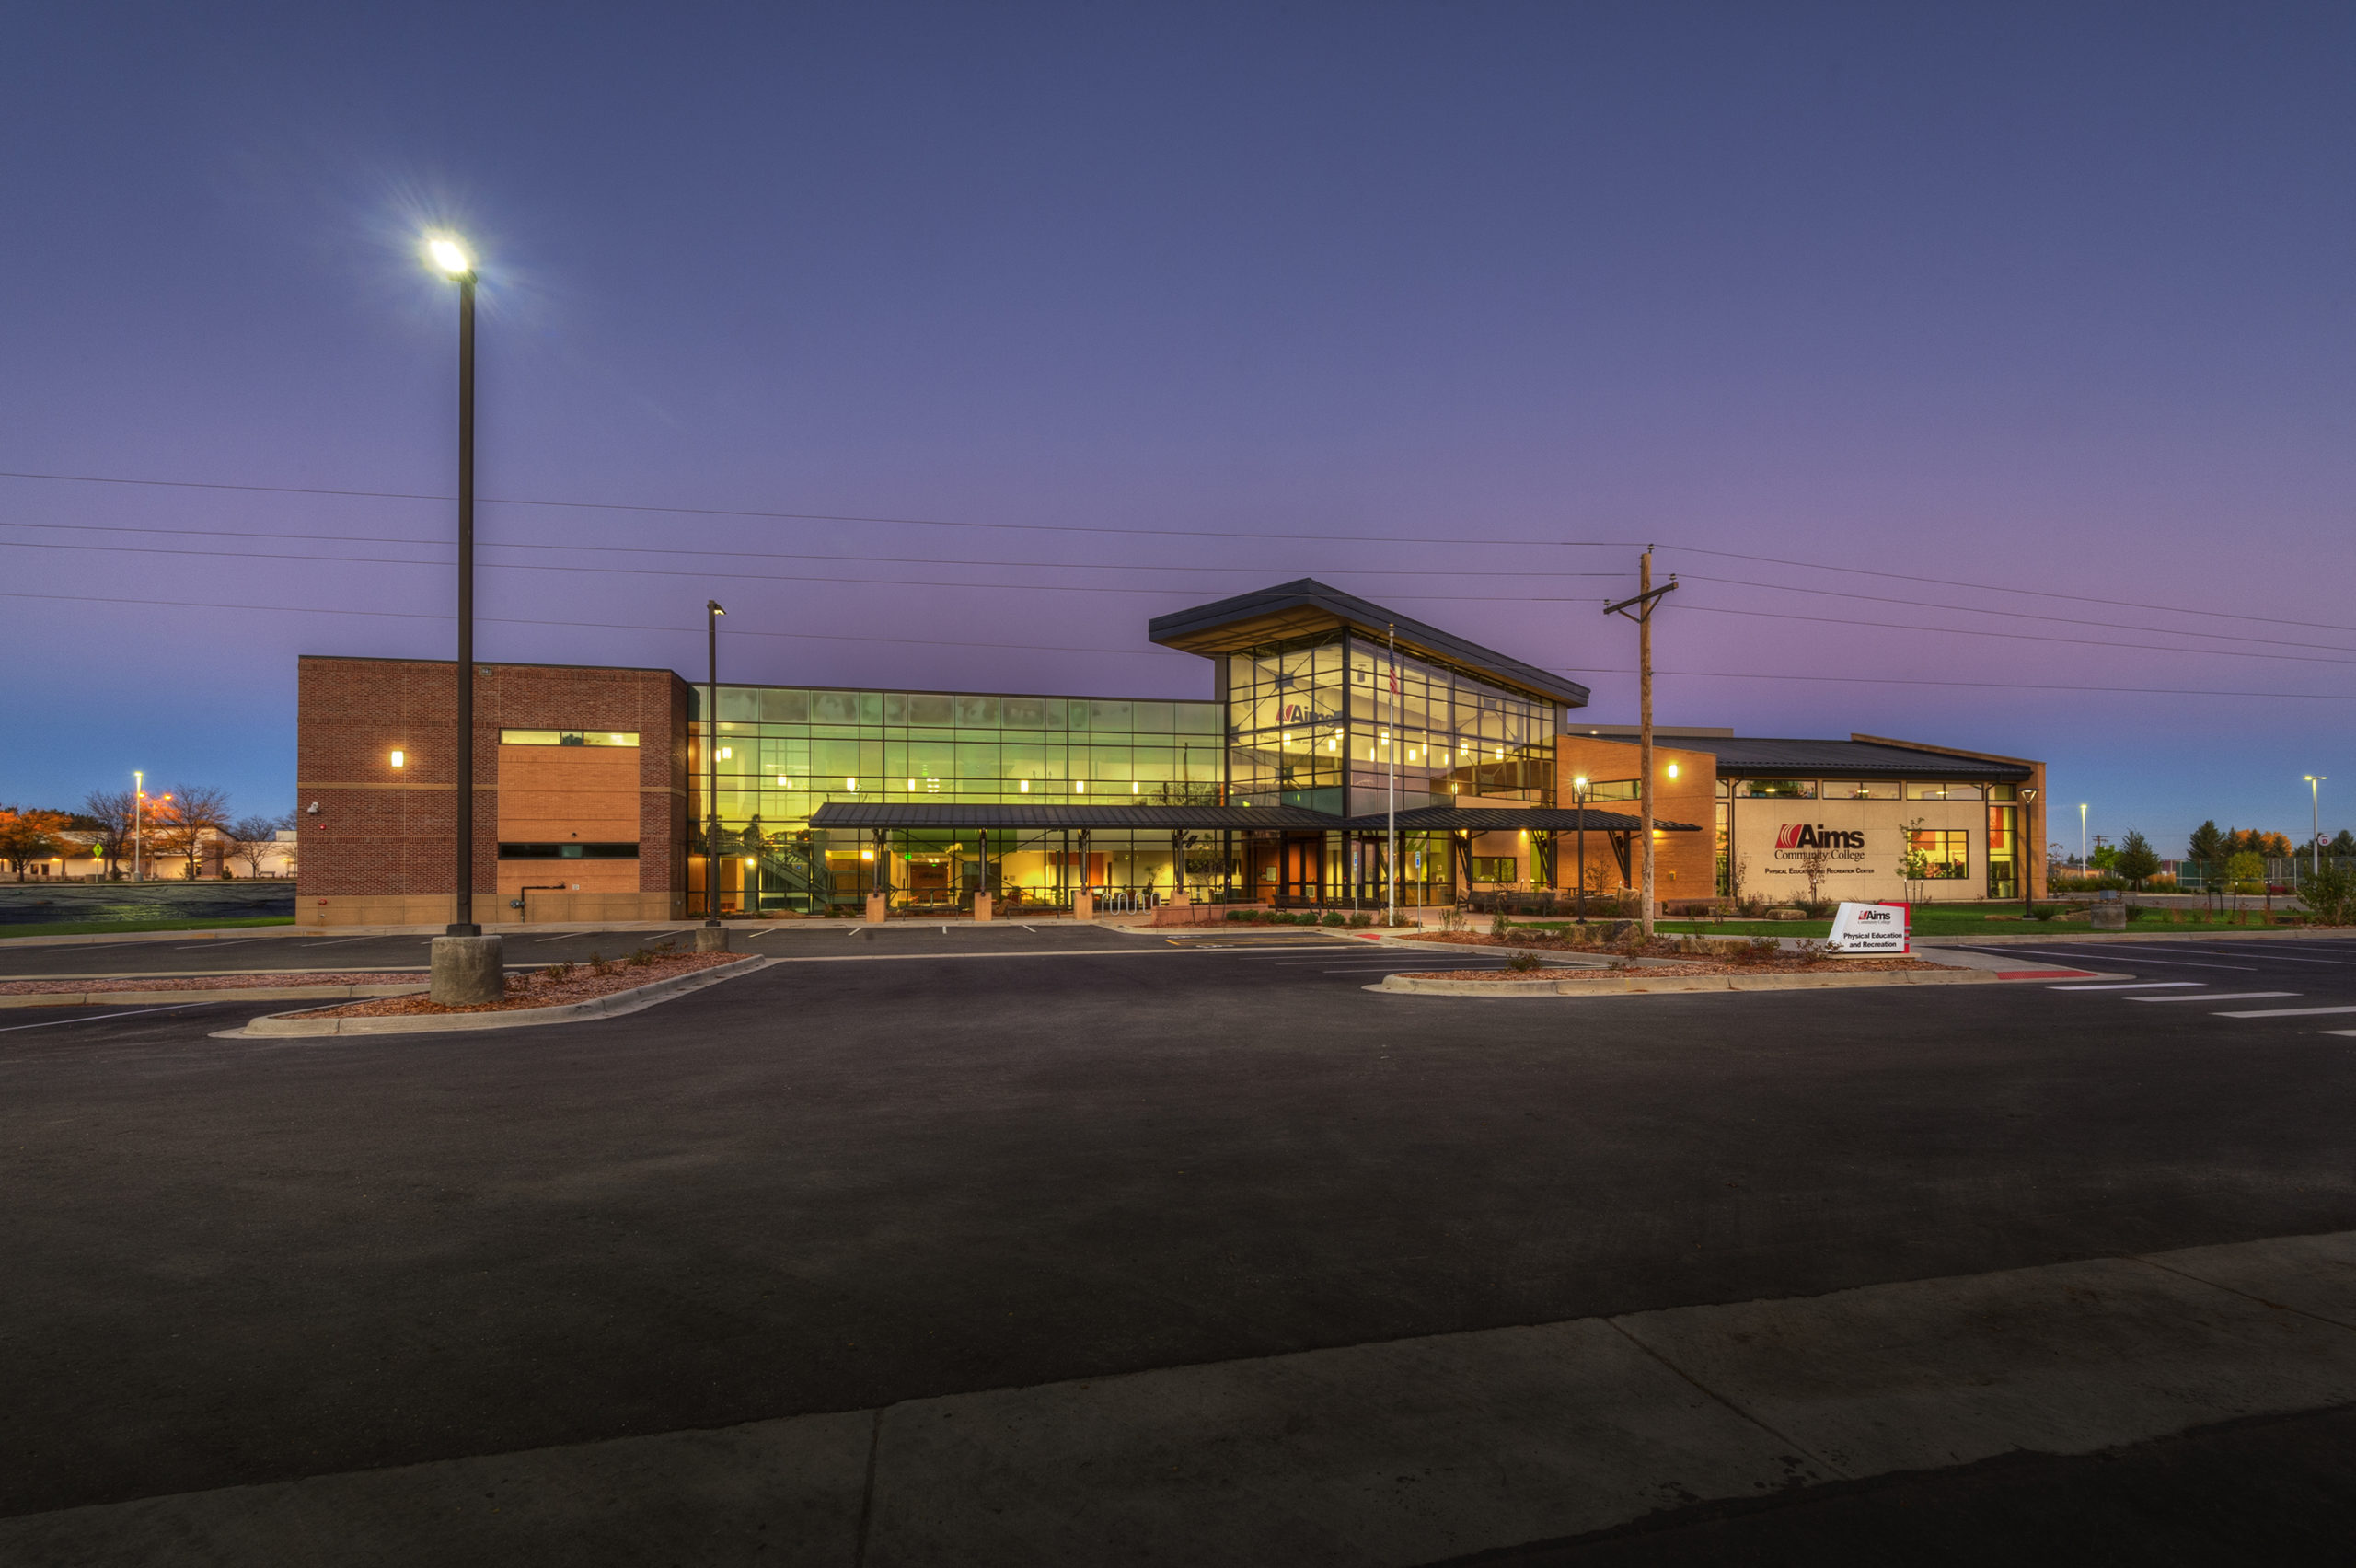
<box><xmin>708</xmin><ymin>600</ymin><xmax>726</xmax><ymax>616</ymax></box>
<box><xmin>426</xmin><ymin>235</ymin><xmax>472</xmax><ymax>277</ymax></box>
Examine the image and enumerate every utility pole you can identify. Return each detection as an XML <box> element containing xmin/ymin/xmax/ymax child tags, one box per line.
<box><xmin>1604</xmin><ymin>550</ymin><xmax>1677</xmax><ymax>938</ymax></box>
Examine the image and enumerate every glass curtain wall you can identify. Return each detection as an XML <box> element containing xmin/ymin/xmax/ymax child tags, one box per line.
<box><xmin>691</xmin><ymin>686</ymin><xmax>1224</xmax><ymax>913</ymax></box>
<box><xmin>1224</xmin><ymin>634</ymin><xmax>1555</xmax><ymax>820</ymax></box>
<box><xmin>1223</xmin><ymin>631</ymin><xmax>1555</xmax><ymax>903</ymax></box>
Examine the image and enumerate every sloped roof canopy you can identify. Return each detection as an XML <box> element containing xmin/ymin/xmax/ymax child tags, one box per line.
<box><xmin>807</xmin><ymin>802</ymin><xmax>1341</xmax><ymax>831</ymax></box>
<box><xmin>1339</xmin><ymin>805</ymin><xmax>1701</xmax><ymax>833</ymax></box>
<box><xmin>1148</xmin><ymin>579</ymin><xmax>1590</xmax><ymax>709</ymax></box>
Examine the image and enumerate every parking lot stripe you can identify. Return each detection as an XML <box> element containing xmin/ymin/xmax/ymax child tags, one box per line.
<box><xmin>2050</xmin><ymin>981</ymin><xmax>2204</xmax><ymax>991</ymax></box>
<box><xmin>0</xmin><ymin>1002</ymin><xmax>204</xmax><ymax>1032</ymax></box>
<box><xmin>2128</xmin><ymin>992</ymin><xmax>2297</xmax><ymax>1004</ymax></box>
<box><xmin>2212</xmin><ymin>1006</ymin><xmax>2356</xmax><ymax>1019</ymax></box>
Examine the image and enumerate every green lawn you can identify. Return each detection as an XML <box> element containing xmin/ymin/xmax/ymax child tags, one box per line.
<box><xmin>0</xmin><ymin>916</ymin><xmax>298</xmax><ymax>941</ymax></box>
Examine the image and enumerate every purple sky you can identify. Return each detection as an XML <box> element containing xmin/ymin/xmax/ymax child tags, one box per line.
<box><xmin>6</xmin><ymin>3</ymin><xmax>2350</xmax><ymax>856</ymax></box>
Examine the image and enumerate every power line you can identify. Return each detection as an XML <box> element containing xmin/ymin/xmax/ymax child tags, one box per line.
<box><xmin>1552</xmin><ymin>666</ymin><xmax>2356</xmax><ymax>701</ymax></box>
<box><xmin>1675</xmin><ymin>573</ymin><xmax>2356</xmax><ymax>655</ymax></box>
<box><xmin>1673</xmin><ymin>599</ymin><xmax>2356</xmax><ymax>667</ymax></box>
<box><xmin>1664</xmin><ymin>544</ymin><xmax>2356</xmax><ymax>637</ymax></box>
<box><xmin>0</xmin><ymin>591</ymin><xmax>1191</xmax><ymax>659</ymax></box>
<box><xmin>0</xmin><ymin>522</ymin><xmax>1632</xmax><ymax>580</ymax></box>
<box><xmin>0</xmin><ymin>468</ymin><xmax>1634</xmax><ymax>550</ymax></box>
<box><xmin>7</xmin><ymin>589</ymin><xmax>2347</xmax><ymax>703</ymax></box>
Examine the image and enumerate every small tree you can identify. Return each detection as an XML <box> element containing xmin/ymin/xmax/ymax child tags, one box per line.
<box><xmin>226</xmin><ymin>815</ymin><xmax>283</xmax><ymax>878</ymax></box>
<box><xmin>2115</xmin><ymin>830</ymin><xmax>2160</xmax><ymax>892</ymax></box>
<box><xmin>1797</xmin><ymin>845</ymin><xmax>1831</xmax><ymax>912</ymax></box>
<box><xmin>2188</xmin><ymin>821</ymin><xmax>2225</xmax><ymax>913</ymax></box>
<box><xmin>2223</xmin><ymin>850</ymin><xmax>2266</xmax><ymax>897</ymax></box>
<box><xmin>1900</xmin><ymin>816</ymin><xmax>1931</xmax><ymax>905</ymax></box>
<box><xmin>2296</xmin><ymin>858</ymin><xmax>2356</xmax><ymax>928</ymax></box>
<box><xmin>81</xmin><ymin>789</ymin><xmax>137</xmax><ymax>877</ymax></box>
<box><xmin>150</xmin><ymin>785</ymin><xmax>235</xmax><ymax>880</ymax></box>
<box><xmin>0</xmin><ymin>806</ymin><xmax>72</xmax><ymax>881</ymax></box>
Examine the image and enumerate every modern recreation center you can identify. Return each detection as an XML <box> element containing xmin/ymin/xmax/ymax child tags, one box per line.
<box><xmin>295</xmin><ymin>579</ymin><xmax>2048</xmax><ymax>925</ymax></box>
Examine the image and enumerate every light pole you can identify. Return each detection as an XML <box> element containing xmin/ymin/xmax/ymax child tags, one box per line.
<box><xmin>2079</xmin><ymin>802</ymin><xmax>2088</xmax><ymax>875</ymax></box>
<box><xmin>705</xmin><ymin>599</ymin><xmax>726</xmax><ymax>926</ymax></box>
<box><xmin>422</xmin><ymin>233</ymin><xmax>502</xmax><ymax>1003</ymax></box>
<box><xmin>427</xmin><ymin>234</ymin><xmax>479</xmax><ymax>938</ymax></box>
<box><xmin>1573</xmin><ymin>775</ymin><xmax>1588</xmax><ymax>922</ymax></box>
<box><xmin>2307</xmin><ymin>776</ymin><xmax>2327</xmax><ymax>881</ymax></box>
<box><xmin>133</xmin><ymin>770</ymin><xmax>144</xmax><ymax>882</ymax></box>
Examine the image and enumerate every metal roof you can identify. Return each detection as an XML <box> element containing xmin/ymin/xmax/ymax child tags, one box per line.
<box><xmin>1340</xmin><ymin>805</ymin><xmax>1701</xmax><ymax>833</ymax></box>
<box><xmin>1147</xmin><ymin>579</ymin><xmax>1591</xmax><ymax>708</ymax></box>
<box><xmin>1627</xmin><ymin>736</ymin><xmax>2034</xmax><ymax>780</ymax></box>
<box><xmin>806</xmin><ymin>802</ymin><xmax>1342</xmax><ymax>831</ymax></box>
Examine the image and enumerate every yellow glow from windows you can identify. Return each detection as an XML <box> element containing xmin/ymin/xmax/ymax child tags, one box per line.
<box><xmin>743</xmin><ymin>857</ymin><xmax>756</xmax><ymax>867</ymax></box>
<box><xmin>777</xmin><ymin>774</ymin><xmax>790</xmax><ymax>786</ymax></box>
<box><xmin>718</xmin><ymin>747</ymin><xmax>732</xmax><ymax>760</ymax></box>
<box><xmin>860</xmin><ymin>848</ymin><xmax>873</xmax><ymax>860</ymax></box>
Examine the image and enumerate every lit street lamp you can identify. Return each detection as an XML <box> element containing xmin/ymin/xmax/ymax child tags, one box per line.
<box><xmin>2307</xmin><ymin>776</ymin><xmax>2327</xmax><ymax>880</ymax></box>
<box><xmin>1572</xmin><ymin>775</ymin><xmax>1589</xmax><ymax>922</ymax></box>
<box><xmin>427</xmin><ymin>233</ymin><xmax>480</xmax><ymax>937</ymax></box>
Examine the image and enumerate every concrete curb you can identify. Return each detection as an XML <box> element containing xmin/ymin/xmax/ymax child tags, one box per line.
<box><xmin>1920</xmin><ymin>926</ymin><xmax>2356</xmax><ymax>946</ymax></box>
<box><xmin>0</xmin><ymin>984</ymin><xmax>425</xmax><ymax>1009</ymax></box>
<box><xmin>214</xmin><ymin>956</ymin><xmax>771</xmax><ymax>1038</ymax></box>
<box><xmin>1375</xmin><ymin>966</ymin><xmax>2027</xmax><ymax>997</ymax></box>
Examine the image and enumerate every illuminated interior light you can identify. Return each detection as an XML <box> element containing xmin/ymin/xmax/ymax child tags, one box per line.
<box><xmin>1131</xmin><ymin>781</ymin><xmax>1140</xmax><ymax>793</ymax></box>
<box><xmin>718</xmin><ymin>747</ymin><xmax>732</xmax><ymax>760</ymax></box>
<box><xmin>860</xmin><ymin>848</ymin><xmax>873</xmax><ymax>860</ymax></box>
<box><xmin>609</xmin><ymin>733</ymin><xmax>626</xmax><ymax>744</ymax></box>
<box><xmin>1020</xmin><ymin>778</ymin><xmax>1030</xmax><ymax>792</ymax></box>
<box><xmin>1075</xmin><ymin>780</ymin><xmax>1086</xmax><ymax>793</ymax></box>
<box><xmin>846</xmin><ymin>777</ymin><xmax>857</xmax><ymax>790</ymax></box>
<box><xmin>777</xmin><ymin>774</ymin><xmax>790</xmax><ymax>786</ymax></box>
<box><xmin>743</xmin><ymin>857</ymin><xmax>756</xmax><ymax>867</ymax></box>
<box><xmin>388</xmin><ymin>750</ymin><xmax>404</xmax><ymax>768</ymax></box>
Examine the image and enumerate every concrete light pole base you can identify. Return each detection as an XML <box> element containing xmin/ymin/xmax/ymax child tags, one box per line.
<box><xmin>429</xmin><ymin>936</ymin><xmax>505</xmax><ymax>1006</ymax></box>
<box><xmin>693</xmin><ymin>926</ymin><xmax>731</xmax><ymax>952</ymax></box>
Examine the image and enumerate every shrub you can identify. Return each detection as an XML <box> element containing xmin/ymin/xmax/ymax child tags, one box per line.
<box><xmin>1745</xmin><ymin>936</ymin><xmax>1782</xmax><ymax>964</ymax></box>
<box><xmin>1322</xmin><ymin>910</ymin><xmax>1347</xmax><ymax>928</ymax></box>
<box><xmin>1792</xmin><ymin>939</ymin><xmax>1831</xmax><ymax>966</ymax></box>
<box><xmin>1504</xmin><ymin>951</ymin><xmax>1543</xmax><ymax>974</ymax></box>
<box><xmin>586</xmin><ymin>951</ymin><xmax>613</xmax><ymax>975</ymax></box>
<box><xmin>1438</xmin><ymin>905</ymin><xmax>1468</xmax><ymax>934</ymax></box>
<box><xmin>1227</xmin><ymin>910</ymin><xmax>1251</xmax><ymax>922</ymax></box>
<box><xmin>1489</xmin><ymin>909</ymin><xmax>1512</xmax><ymax>939</ymax></box>
<box><xmin>1348</xmin><ymin>911</ymin><xmax>1373</xmax><ymax>928</ymax></box>
<box><xmin>542</xmin><ymin>961</ymin><xmax>574</xmax><ymax>983</ymax></box>
<box><xmin>627</xmin><ymin>946</ymin><xmax>657</xmax><ymax>967</ymax></box>
<box><xmin>2298</xmin><ymin>858</ymin><xmax>2356</xmax><ymax>927</ymax></box>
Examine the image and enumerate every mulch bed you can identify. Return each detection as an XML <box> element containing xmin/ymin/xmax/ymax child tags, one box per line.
<box><xmin>289</xmin><ymin>949</ymin><xmax>745</xmax><ymax>1018</ymax></box>
<box><xmin>0</xmin><ymin>972</ymin><xmax>421</xmax><ymax>996</ymax></box>
<box><xmin>1398</xmin><ymin>956</ymin><xmax>1945</xmax><ymax>979</ymax></box>
<box><xmin>1404</xmin><ymin>930</ymin><xmax>1940</xmax><ymax>973</ymax></box>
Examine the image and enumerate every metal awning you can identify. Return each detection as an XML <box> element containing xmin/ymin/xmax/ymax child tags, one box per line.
<box><xmin>806</xmin><ymin>802</ymin><xmax>1341</xmax><ymax>831</ymax></box>
<box><xmin>1337</xmin><ymin>805</ymin><xmax>1701</xmax><ymax>833</ymax></box>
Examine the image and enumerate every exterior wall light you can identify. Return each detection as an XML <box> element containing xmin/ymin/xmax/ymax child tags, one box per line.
<box><xmin>1667</xmin><ymin>763</ymin><xmax>1680</xmax><ymax>778</ymax></box>
<box><xmin>389</xmin><ymin>750</ymin><xmax>405</xmax><ymax>768</ymax></box>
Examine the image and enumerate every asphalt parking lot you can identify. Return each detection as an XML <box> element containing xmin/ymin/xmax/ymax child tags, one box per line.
<box><xmin>5</xmin><ymin>928</ymin><xmax>2356</xmax><ymax>1555</ymax></box>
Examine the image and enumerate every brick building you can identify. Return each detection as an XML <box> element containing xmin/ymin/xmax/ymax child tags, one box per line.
<box><xmin>296</xmin><ymin>656</ymin><xmax>690</xmax><ymax>927</ymax></box>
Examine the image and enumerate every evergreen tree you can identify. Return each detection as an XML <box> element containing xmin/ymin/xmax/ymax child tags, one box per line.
<box><xmin>2115</xmin><ymin>829</ymin><xmax>2160</xmax><ymax>890</ymax></box>
<box><xmin>2188</xmin><ymin>820</ymin><xmax>2225</xmax><ymax>909</ymax></box>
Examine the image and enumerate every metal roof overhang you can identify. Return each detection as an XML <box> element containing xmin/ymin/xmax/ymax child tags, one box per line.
<box><xmin>1147</xmin><ymin>579</ymin><xmax>1590</xmax><ymax>709</ymax></box>
<box><xmin>806</xmin><ymin>802</ymin><xmax>1341</xmax><ymax>831</ymax></box>
<box><xmin>1339</xmin><ymin>805</ymin><xmax>1700</xmax><ymax>833</ymax></box>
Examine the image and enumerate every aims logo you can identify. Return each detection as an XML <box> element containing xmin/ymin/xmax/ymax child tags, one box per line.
<box><xmin>1775</xmin><ymin>824</ymin><xmax>1866</xmax><ymax>851</ymax></box>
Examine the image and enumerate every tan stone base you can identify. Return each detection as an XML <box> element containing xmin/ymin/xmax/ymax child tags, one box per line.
<box><xmin>1072</xmin><ymin>891</ymin><xmax>1094</xmax><ymax>922</ymax></box>
<box><xmin>973</xmin><ymin>892</ymin><xmax>993</xmax><ymax>922</ymax></box>
<box><xmin>866</xmin><ymin>892</ymin><xmax>888</xmax><ymax>924</ymax></box>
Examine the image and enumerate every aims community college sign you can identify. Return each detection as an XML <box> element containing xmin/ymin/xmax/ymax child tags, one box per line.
<box><xmin>1773</xmin><ymin>824</ymin><xmax>1865</xmax><ymax>852</ymax></box>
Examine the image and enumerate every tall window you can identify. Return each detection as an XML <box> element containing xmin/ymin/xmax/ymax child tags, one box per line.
<box><xmin>1906</xmin><ymin>828</ymin><xmax>1969</xmax><ymax>880</ymax></box>
<box><xmin>1986</xmin><ymin>806</ymin><xmax>2018</xmax><ymax>898</ymax></box>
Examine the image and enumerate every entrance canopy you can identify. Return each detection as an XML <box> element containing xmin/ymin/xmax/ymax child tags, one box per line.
<box><xmin>807</xmin><ymin>802</ymin><xmax>1338</xmax><ymax>831</ymax></box>
<box><xmin>1338</xmin><ymin>804</ymin><xmax>1701</xmax><ymax>833</ymax></box>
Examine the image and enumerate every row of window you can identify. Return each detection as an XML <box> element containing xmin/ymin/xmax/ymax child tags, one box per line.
<box><xmin>704</xmin><ymin>687</ymin><xmax>1222</xmax><ymax>734</ymax></box>
<box><xmin>1730</xmin><ymin>779</ymin><xmax>2023</xmax><ymax>801</ymax></box>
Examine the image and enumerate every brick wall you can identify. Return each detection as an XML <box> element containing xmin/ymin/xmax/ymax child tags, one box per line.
<box><xmin>1553</xmin><ymin>734</ymin><xmax>1720</xmax><ymax>895</ymax></box>
<box><xmin>297</xmin><ymin>657</ymin><xmax>689</xmax><ymax>917</ymax></box>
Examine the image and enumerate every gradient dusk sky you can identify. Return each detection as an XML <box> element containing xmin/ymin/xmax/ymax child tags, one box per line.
<box><xmin>5</xmin><ymin>3</ymin><xmax>2350</xmax><ymax>856</ymax></box>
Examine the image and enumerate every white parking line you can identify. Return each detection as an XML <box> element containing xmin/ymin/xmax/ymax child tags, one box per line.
<box><xmin>0</xmin><ymin>1003</ymin><xmax>203</xmax><ymax>1032</ymax></box>
<box><xmin>2050</xmin><ymin>981</ymin><xmax>2204</xmax><ymax>991</ymax></box>
<box><xmin>2212</xmin><ymin>1005</ymin><xmax>2356</xmax><ymax>1019</ymax></box>
<box><xmin>2161</xmin><ymin>948</ymin><xmax>2356</xmax><ymax>967</ymax></box>
<box><xmin>2128</xmin><ymin>992</ymin><xmax>2297</xmax><ymax>1004</ymax></box>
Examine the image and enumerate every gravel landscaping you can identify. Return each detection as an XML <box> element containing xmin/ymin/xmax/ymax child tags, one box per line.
<box><xmin>289</xmin><ymin>949</ymin><xmax>745</xmax><ymax>1018</ymax></box>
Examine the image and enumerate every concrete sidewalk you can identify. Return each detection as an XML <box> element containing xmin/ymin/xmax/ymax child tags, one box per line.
<box><xmin>6</xmin><ymin>1229</ymin><xmax>2352</xmax><ymax>1566</ymax></box>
